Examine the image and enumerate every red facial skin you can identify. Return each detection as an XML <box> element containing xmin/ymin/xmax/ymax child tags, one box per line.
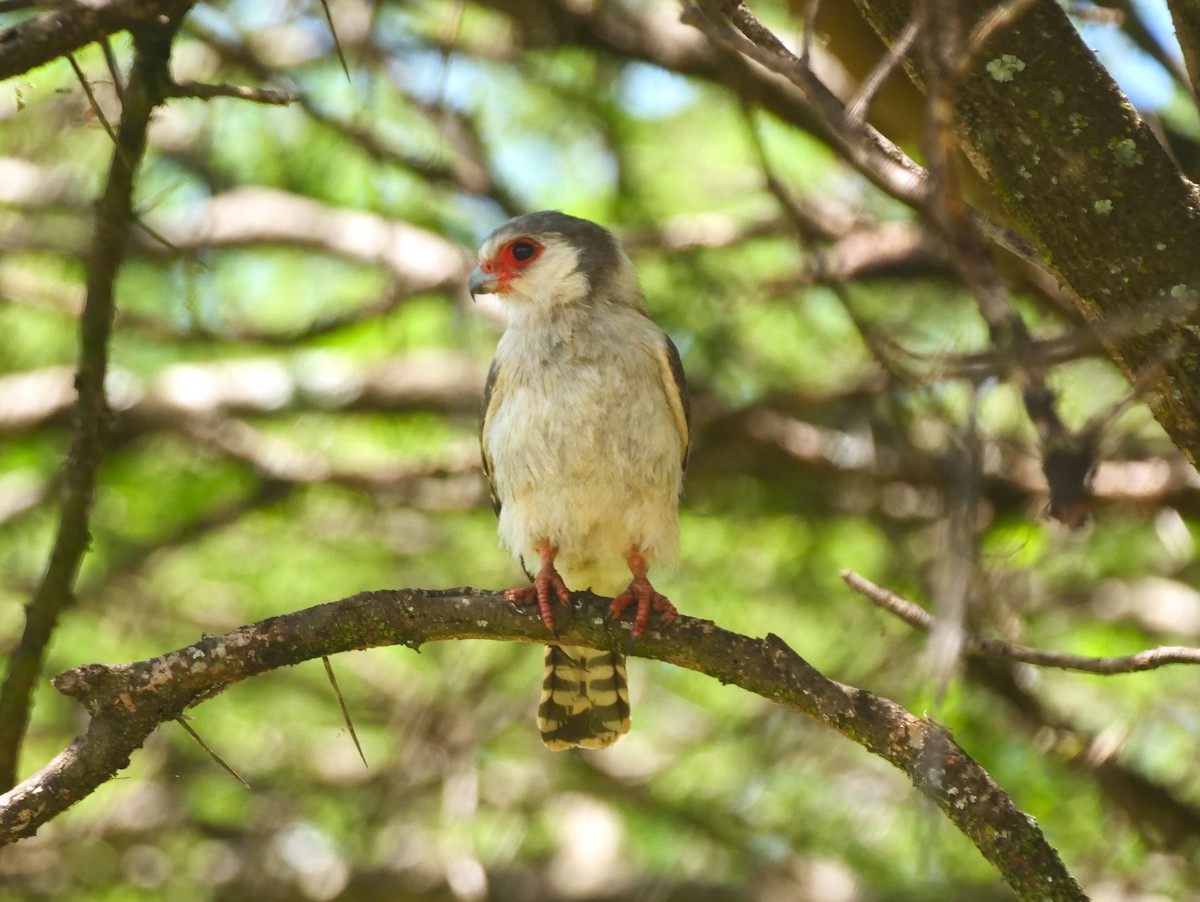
<box><xmin>480</xmin><ymin>237</ymin><xmax>544</xmax><ymax>293</ymax></box>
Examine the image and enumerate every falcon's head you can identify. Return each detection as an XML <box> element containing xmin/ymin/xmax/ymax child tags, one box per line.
<box><xmin>469</xmin><ymin>211</ymin><xmax>640</xmax><ymax>310</ymax></box>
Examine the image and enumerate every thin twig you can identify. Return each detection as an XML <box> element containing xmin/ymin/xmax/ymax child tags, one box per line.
<box><xmin>843</xmin><ymin>570</ymin><xmax>1200</xmax><ymax>673</ymax></box>
<box><xmin>846</xmin><ymin>17</ymin><xmax>918</xmax><ymax>122</ymax></box>
<box><xmin>100</xmin><ymin>35</ymin><xmax>125</xmax><ymax>104</ymax></box>
<box><xmin>166</xmin><ymin>80</ymin><xmax>299</xmax><ymax>105</ymax></box>
<box><xmin>66</xmin><ymin>53</ymin><xmax>118</xmax><ymax>145</ymax></box>
<box><xmin>684</xmin><ymin>0</ymin><xmax>929</xmax><ymax>208</ymax></box>
<box><xmin>186</xmin><ymin>21</ymin><xmax>519</xmax><ymax>212</ymax></box>
<box><xmin>798</xmin><ymin>0</ymin><xmax>821</xmax><ymax>65</ymax></box>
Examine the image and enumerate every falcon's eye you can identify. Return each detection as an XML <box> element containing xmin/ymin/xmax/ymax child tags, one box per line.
<box><xmin>497</xmin><ymin>236</ymin><xmax>543</xmax><ymax>272</ymax></box>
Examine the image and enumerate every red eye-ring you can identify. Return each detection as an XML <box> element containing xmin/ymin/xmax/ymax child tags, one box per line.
<box><xmin>501</xmin><ymin>237</ymin><xmax>542</xmax><ymax>268</ymax></box>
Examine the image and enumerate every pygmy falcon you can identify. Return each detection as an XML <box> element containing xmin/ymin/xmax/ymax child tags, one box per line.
<box><xmin>471</xmin><ymin>211</ymin><xmax>690</xmax><ymax>750</ymax></box>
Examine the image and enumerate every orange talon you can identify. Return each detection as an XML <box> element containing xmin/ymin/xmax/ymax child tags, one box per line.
<box><xmin>608</xmin><ymin>549</ymin><xmax>677</xmax><ymax>638</ymax></box>
<box><xmin>506</xmin><ymin>541</ymin><xmax>570</xmax><ymax>632</ymax></box>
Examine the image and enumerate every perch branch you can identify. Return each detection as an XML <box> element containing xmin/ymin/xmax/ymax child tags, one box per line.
<box><xmin>0</xmin><ymin>589</ymin><xmax>1084</xmax><ymax>899</ymax></box>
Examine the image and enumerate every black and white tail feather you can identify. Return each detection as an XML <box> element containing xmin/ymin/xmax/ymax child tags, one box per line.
<box><xmin>538</xmin><ymin>645</ymin><xmax>631</xmax><ymax>749</ymax></box>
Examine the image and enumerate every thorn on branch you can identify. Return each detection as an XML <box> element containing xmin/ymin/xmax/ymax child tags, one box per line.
<box><xmin>318</xmin><ymin>0</ymin><xmax>351</xmax><ymax>83</ymax></box>
<box><xmin>322</xmin><ymin>656</ymin><xmax>367</xmax><ymax>769</ymax></box>
<box><xmin>175</xmin><ymin>717</ymin><xmax>250</xmax><ymax>789</ymax></box>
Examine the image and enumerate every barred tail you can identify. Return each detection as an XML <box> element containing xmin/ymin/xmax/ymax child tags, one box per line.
<box><xmin>538</xmin><ymin>645</ymin><xmax>631</xmax><ymax>750</ymax></box>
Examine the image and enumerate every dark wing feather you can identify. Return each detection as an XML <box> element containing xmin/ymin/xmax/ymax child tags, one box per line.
<box><xmin>660</xmin><ymin>333</ymin><xmax>691</xmax><ymax>472</ymax></box>
<box><xmin>479</xmin><ymin>356</ymin><xmax>503</xmax><ymax>517</ymax></box>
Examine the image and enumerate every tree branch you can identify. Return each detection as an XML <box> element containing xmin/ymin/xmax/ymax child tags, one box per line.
<box><xmin>685</xmin><ymin>0</ymin><xmax>929</xmax><ymax>208</ymax></box>
<box><xmin>0</xmin><ymin>0</ymin><xmax>195</xmax><ymax>81</ymax></box>
<box><xmin>844</xmin><ymin>569</ymin><xmax>1200</xmax><ymax>672</ymax></box>
<box><xmin>0</xmin><ymin>589</ymin><xmax>1085</xmax><ymax>899</ymax></box>
<box><xmin>0</xmin><ymin>16</ymin><xmax>179</xmax><ymax>791</ymax></box>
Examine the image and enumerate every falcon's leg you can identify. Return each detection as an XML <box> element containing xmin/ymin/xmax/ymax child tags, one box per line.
<box><xmin>609</xmin><ymin>549</ymin><xmax>677</xmax><ymax>639</ymax></box>
<box><xmin>505</xmin><ymin>540</ymin><xmax>571</xmax><ymax>632</ymax></box>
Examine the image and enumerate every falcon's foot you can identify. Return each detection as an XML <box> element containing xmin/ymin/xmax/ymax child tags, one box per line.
<box><xmin>505</xmin><ymin>543</ymin><xmax>571</xmax><ymax>633</ymax></box>
<box><xmin>609</xmin><ymin>549</ymin><xmax>677</xmax><ymax>639</ymax></box>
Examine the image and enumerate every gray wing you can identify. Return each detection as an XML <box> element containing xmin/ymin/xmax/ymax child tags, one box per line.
<box><xmin>659</xmin><ymin>332</ymin><xmax>691</xmax><ymax>473</ymax></box>
<box><xmin>479</xmin><ymin>356</ymin><xmax>503</xmax><ymax>517</ymax></box>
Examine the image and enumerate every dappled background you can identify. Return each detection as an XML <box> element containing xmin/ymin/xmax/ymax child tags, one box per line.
<box><xmin>2</xmin><ymin>0</ymin><xmax>1200</xmax><ymax>899</ymax></box>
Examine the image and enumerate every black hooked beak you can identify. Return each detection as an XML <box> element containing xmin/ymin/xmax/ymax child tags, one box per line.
<box><xmin>469</xmin><ymin>266</ymin><xmax>499</xmax><ymax>300</ymax></box>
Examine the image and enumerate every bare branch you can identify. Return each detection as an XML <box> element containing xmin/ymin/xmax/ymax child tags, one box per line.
<box><xmin>65</xmin><ymin>53</ymin><xmax>118</xmax><ymax>145</ymax></box>
<box><xmin>165</xmin><ymin>80</ymin><xmax>298</xmax><ymax>105</ymax></box>
<box><xmin>846</xmin><ymin>16</ymin><xmax>918</xmax><ymax>121</ymax></box>
<box><xmin>844</xmin><ymin>570</ymin><xmax>1200</xmax><ymax>672</ymax></box>
<box><xmin>0</xmin><ymin>15</ymin><xmax>180</xmax><ymax>792</ymax></box>
<box><xmin>0</xmin><ymin>0</ymin><xmax>195</xmax><ymax>82</ymax></box>
<box><xmin>684</xmin><ymin>0</ymin><xmax>928</xmax><ymax>207</ymax></box>
<box><xmin>0</xmin><ymin>588</ymin><xmax>1085</xmax><ymax>899</ymax></box>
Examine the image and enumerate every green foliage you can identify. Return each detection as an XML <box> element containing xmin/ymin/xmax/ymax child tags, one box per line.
<box><xmin>2</xmin><ymin>1</ymin><xmax>1199</xmax><ymax>899</ymax></box>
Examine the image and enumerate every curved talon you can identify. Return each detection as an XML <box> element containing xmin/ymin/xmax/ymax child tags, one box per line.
<box><xmin>609</xmin><ymin>575</ymin><xmax>677</xmax><ymax>639</ymax></box>
<box><xmin>506</xmin><ymin>548</ymin><xmax>571</xmax><ymax>633</ymax></box>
